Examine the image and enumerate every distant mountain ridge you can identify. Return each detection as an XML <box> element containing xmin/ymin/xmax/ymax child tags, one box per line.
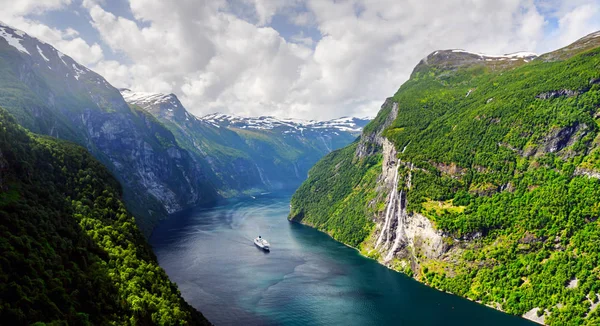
<box><xmin>120</xmin><ymin>88</ymin><xmax>370</xmax><ymax>197</ymax></box>
<box><xmin>201</xmin><ymin>113</ymin><xmax>370</xmax><ymax>133</ymax></box>
<box><xmin>121</xmin><ymin>89</ymin><xmax>370</xmax><ymax>134</ymax></box>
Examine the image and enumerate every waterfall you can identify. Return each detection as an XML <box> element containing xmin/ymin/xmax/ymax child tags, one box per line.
<box><xmin>293</xmin><ymin>162</ymin><xmax>300</xmax><ymax>179</ymax></box>
<box><xmin>401</xmin><ymin>141</ymin><xmax>411</xmax><ymax>153</ymax></box>
<box><xmin>385</xmin><ymin>190</ymin><xmax>405</xmax><ymax>262</ymax></box>
<box><xmin>375</xmin><ymin>164</ymin><xmax>400</xmax><ymax>249</ymax></box>
<box><xmin>320</xmin><ymin>136</ymin><xmax>332</xmax><ymax>152</ymax></box>
<box><xmin>255</xmin><ymin>163</ymin><xmax>271</xmax><ymax>187</ymax></box>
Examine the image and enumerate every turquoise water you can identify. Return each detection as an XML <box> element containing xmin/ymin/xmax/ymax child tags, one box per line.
<box><xmin>150</xmin><ymin>193</ymin><xmax>535</xmax><ymax>325</ymax></box>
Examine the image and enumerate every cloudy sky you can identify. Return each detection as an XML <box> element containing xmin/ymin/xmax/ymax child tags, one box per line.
<box><xmin>1</xmin><ymin>0</ymin><xmax>600</xmax><ymax>119</ymax></box>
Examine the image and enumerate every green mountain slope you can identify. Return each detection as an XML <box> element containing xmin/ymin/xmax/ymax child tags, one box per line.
<box><xmin>290</xmin><ymin>31</ymin><xmax>600</xmax><ymax>324</ymax></box>
<box><xmin>0</xmin><ymin>108</ymin><xmax>209</xmax><ymax>325</ymax></box>
<box><xmin>0</xmin><ymin>23</ymin><xmax>218</xmax><ymax>237</ymax></box>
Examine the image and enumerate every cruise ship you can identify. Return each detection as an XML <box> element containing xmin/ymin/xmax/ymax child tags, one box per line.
<box><xmin>254</xmin><ymin>236</ymin><xmax>270</xmax><ymax>251</ymax></box>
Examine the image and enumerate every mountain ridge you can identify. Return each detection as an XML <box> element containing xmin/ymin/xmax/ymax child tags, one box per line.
<box><xmin>121</xmin><ymin>88</ymin><xmax>371</xmax><ymax>134</ymax></box>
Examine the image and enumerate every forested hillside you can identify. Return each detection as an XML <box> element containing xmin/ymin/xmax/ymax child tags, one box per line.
<box><xmin>0</xmin><ymin>108</ymin><xmax>210</xmax><ymax>325</ymax></box>
<box><xmin>290</xmin><ymin>31</ymin><xmax>600</xmax><ymax>324</ymax></box>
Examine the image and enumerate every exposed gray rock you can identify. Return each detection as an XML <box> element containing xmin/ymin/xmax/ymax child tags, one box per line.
<box><xmin>536</xmin><ymin>89</ymin><xmax>580</xmax><ymax>99</ymax></box>
<box><xmin>355</xmin><ymin>98</ymin><xmax>399</xmax><ymax>159</ymax></box>
<box><xmin>574</xmin><ymin>167</ymin><xmax>600</xmax><ymax>179</ymax></box>
<box><xmin>542</xmin><ymin>123</ymin><xmax>588</xmax><ymax>153</ymax></box>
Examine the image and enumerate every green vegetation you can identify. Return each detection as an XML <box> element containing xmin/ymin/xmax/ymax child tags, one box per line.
<box><xmin>290</xmin><ymin>143</ymin><xmax>381</xmax><ymax>247</ymax></box>
<box><xmin>0</xmin><ymin>108</ymin><xmax>209</xmax><ymax>325</ymax></box>
<box><xmin>291</xmin><ymin>35</ymin><xmax>600</xmax><ymax>325</ymax></box>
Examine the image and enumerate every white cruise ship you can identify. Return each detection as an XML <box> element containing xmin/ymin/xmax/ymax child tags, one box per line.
<box><xmin>254</xmin><ymin>236</ymin><xmax>270</xmax><ymax>251</ymax></box>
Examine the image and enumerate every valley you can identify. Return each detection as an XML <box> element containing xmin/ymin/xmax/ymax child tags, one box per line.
<box><xmin>1</xmin><ymin>3</ymin><xmax>600</xmax><ymax>325</ymax></box>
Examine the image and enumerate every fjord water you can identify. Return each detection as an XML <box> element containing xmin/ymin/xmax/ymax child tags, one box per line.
<box><xmin>150</xmin><ymin>193</ymin><xmax>534</xmax><ymax>326</ymax></box>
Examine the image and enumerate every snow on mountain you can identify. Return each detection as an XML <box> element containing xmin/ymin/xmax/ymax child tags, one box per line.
<box><xmin>120</xmin><ymin>89</ymin><xmax>371</xmax><ymax>135</ymax></box>
<box><xmin>0</xmin><ymin>22</ymin><xmax>112</xmax><ymax>88</ymax></box>
<box><xmin>0</xmin><ymin>25</ymin><xmax>30</xmax><ymax>54</ymax></box>
<box><xmin>201</xmin><ymin>113</ymin><xmax>371</xmax><ymax>134</ymax></box>
<box><xmin>447</xmin><ymin>50</ymin><xmax>538</xmax><ymax>62</ymax></box>
<box><xmin>121</xmin><ymin>89</ymin><xmax>182</xmax><ymax>109</ymax></box>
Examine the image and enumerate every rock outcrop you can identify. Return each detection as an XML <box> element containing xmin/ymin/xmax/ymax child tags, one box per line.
<box><xmin>355</xmin><ymin>98</ymin><xmax>398</xmax><ymax>158</ymax></box>
<box><xmin>355</xmin><ymin>98</ymin><xmax>446</xmax><ymax>274</ymax></box>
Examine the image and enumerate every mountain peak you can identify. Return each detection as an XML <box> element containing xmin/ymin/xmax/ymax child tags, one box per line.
<box><xmin>120</xmin><ymin>89</ymin><xmax>195</xmax><ymax>123</ymax></box>
<box><xmin>412</xmin><ymin>49</ymin><xmax>538</xmax><ymax>77</ymax></box>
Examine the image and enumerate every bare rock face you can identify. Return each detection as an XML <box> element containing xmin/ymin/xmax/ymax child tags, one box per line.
<box><xmin>411</xmin><ymin>50</ymin><xmax>537</xmax><ymax>78</ymax></box>
<box><xmin>575</xmin><ymin>167</ymin><xmax>600</xmax><ymax>179</ymax></box>
<box><xmin>355</xmin><ymin>98</ymin><xmax>398</xmax><ymax>159</ymax></box>
<box><xmin>542</xmin><ymin>123</ymin><xmax>588</xmax><ymax>154</ymax></box>
<box><xmin>535</xmin><ymin>89</ymin><xmax>580</xmax><ymax>99</ymax></box>
<box><xmin>362</xmin><ymin>99</ymin><xmax>447</xmax><ymax>273</ymax></box>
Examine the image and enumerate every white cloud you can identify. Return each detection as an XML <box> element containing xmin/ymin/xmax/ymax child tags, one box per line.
<box><xmin>5</xmin><ymin>0</ymin><xmax>600</xmax><ymax>120</ymax></box>
<box><xmin>556</xmin><ymin>3</ymin><xmax>600</xmax><ymax>46</ymax></box>
<box><xmin>0</xmin><ymin>0</ymin><xmax>71</xmax><ymax>16</ymax></box>
<box><xmin>290</xmin><ymin>31</ymin><xmax>315</xmax><ymax>47</ymax></box>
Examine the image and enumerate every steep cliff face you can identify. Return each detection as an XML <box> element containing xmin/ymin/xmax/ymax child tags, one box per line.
<box><xmin>363</xmin><ymin>127</ymin><xmax>447</xmax><ymax>274</ymax></box>
<box><xmin>0</xmin><ymin>23</ymin><xmax>218</xmax><ymax>235</ymax></box>
<box><xmin>290</xmin><ymin>30</ymin><xmax>600</xmax><ymax>325</ymax></box>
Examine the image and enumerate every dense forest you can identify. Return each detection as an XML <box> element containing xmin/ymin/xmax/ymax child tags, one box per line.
<box><xmin>291</xmin><ymin>32</ymin><xmax>600</xmax><ymax>324</ymax></box>
<box><xmin>0</xmin><ymin>108</ymin><xmax>210</xmax><ymax>325</ymax></box>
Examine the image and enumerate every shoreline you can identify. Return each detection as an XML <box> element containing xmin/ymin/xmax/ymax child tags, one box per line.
<box><xmin>288</xmin><ymin>218</ymin><xmax>541</xmax><ymax>325</ymax></box>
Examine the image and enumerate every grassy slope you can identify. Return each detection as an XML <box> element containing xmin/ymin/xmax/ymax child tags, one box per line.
<box><xmin>0</xmin><ymin>108</ymin><xmax>210</xmax><ymax>325</ymax></box>
<box><xmin>290</xmin><ymin>41</ymin><xmax>600</xmax><ymax>324</ymax></box>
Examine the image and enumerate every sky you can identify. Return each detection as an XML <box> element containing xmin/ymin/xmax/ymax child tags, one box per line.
<box><xmin>1</xmin><ymin>0</ymin><xmax>600</xmax><ymax>120</ymax></box>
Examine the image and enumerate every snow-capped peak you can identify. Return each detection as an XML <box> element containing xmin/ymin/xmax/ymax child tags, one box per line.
<box><xmin>121</xmin><ymin>89</ymin><xmax>179</xmax><ymax>107</ymax></box>
<box><xmin>120</xmin><ymin>89</ymin><xmax>371</xmax><ymax>133</ymax></box>
<box><xmin>120</xmin><ymin>89</ymin><xmax>193</xmax><ymax>121</ymax></box>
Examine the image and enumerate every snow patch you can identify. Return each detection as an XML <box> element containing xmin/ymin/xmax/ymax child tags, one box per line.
<box><xmin>72</xmin><ymin>63</ymin><xmax>85</xmax><ymax>80</ymax></box>
<box><xmin>121</xmin><ymin>90</ymin><xmax>178</xmax><ymax>108</ymax></box>
<box><xmin>57</xmin><ymin>51</ymin><xmax>68</xmax><ymax>66</ymax></box>
<box><xmin>450</xmin><ymin>49</ymin><xmax>537</xmax><ymax>61</ymax></box>
<box><xmin>0</xmin><ymin>26</ymin><xmax>30</xmax><ymax>55</ymax></box>
<box><xmin>37</xmin><ymin>45</ymin><xmax>50</xmax><ymax>62</ymax></box>
<box><xmin>200</xmin><ymin>112</ymin><xmax>368</xmax><ymax>133</ymax></box>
